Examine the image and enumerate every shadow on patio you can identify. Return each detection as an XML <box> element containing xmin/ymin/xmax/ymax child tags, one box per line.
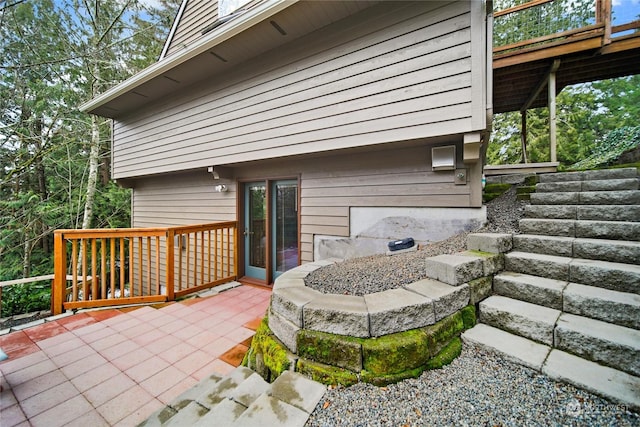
<box><xmin>0</xmin><ymin>284</ymin><xmax>270</xmax><ymax>427</ymax></box>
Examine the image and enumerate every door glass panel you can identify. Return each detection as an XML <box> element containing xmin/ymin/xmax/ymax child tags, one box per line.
<box><xmin>246</xmin><ymin>183</ymin><xmax>266</xmax><ymax>277</ymax></box>
<box><xmin>273</xmin><ymin>181</ymin><xmax>298</xmax><ymax>277</ymax></box>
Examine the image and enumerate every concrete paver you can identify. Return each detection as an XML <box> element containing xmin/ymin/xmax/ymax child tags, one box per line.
<box><xmin>0</xmin><ymin>284</ymin><xmax>271</xmax><ymax>426</ymax></box>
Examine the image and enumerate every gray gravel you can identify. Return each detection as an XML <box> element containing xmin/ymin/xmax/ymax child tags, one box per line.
<box><xmin>305</xmin><ymin>186</ymin><xmax>527</xmax><ymax>296</ymax></box>
<box><xmin>305</xmin><ymin>344</ymin><xmax>639</xmax><ymax>426</ymax></box>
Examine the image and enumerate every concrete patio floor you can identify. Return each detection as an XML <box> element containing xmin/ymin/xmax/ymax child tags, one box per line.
<box><xmin>0</xmin><ymin>284</ymin><xmax>271</xmax><ymax>427</ymax></box>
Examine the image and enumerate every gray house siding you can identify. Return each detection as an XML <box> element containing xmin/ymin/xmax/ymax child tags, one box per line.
<box><xmin>112</xmin><ymin>1</ymin><xmax>486</xmax><ymax>180</ymax></box>
<box><xmin>131</xmin><ymin>141</ymin><xmax>478</xmax><ymax>264</ymax></box>
<box><xmin>164</xmin><ymin>0</ymin><xmax>218</xmax><ymax>58</ymax></box>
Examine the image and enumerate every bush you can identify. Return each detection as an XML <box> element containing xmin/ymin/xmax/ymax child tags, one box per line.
<box><xmin>1</xmin><ymin>282</ymin><xmax>51</xmax><ymax>317</ymax></box>
<box><xmin>571</xmin><ymin>126</ymin><xmax>640</xmax><ymax>170</ymax></box>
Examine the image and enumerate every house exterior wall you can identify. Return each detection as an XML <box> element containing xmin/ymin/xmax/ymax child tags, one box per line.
<box><xmin>131</xmin><ymin>141</ymin><xmax>483</xmax><ymax>264</ymax></box>
<box><xmin>112</xmin><ymin>1</ymin><xmax>488</xmax><ymax>180</ymax></box>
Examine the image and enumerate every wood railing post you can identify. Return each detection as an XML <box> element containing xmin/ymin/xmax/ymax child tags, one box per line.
<box><xmin>166</xmin><ymin>229</ymin><xmax>175</xmax><ymax>301</ymax></box>
<box><xmin>233</xmin><ymin>225</ymin><xmax>238</xmax><ymax>278</ymax></box>
<box><xmin>603</xmin><ymin>0</ymin><xmax>612</xmax><ymax>45</ymax></box>
<box><xmin>52</xmin><ymin>231</ymin><xmax>66</xmax><ymax>315</ymax></box>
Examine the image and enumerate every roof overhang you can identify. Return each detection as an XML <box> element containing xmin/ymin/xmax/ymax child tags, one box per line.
<box><xmin>80</xmin><ymin>0</ymin><xmax>298</xmax><ymax>117</ymax></box>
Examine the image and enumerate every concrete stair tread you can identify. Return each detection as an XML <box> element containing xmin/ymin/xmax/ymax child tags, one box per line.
<box><xmin>462</xmin><ymin>324</ymin><xmax>551</xmax><ymax>370</ymax></box>
<box><xmin>536</xmin><ymin>178</ymin><xmax>639</xmax><ymax>193</ymax></box>
<box><xmin>542</xmin><ymin>350</ymin><xmax>640</xmax><ymax>411</ymax></box>
<box><xmin>538</xmin><ymin>168</ymin><xmax>638</xmax><ymax>182</ymax></box>
<box><xmin>494</xmin><ymin>271</ymin><xmax>567</xmax><ymax>310</ymax></box>
<box><xmin>479</xmin><ymin>295</ymin><xmax>561</xmax><ymax>345</ymax></box>
<box><xmin>564</xmin><ymin>283</ymin><xmax>640</xmax><ymax>330</ymax></box>
<box><xmin>525</xmin><ymin>204</ymin><xmax>640</xmax><ymax>221</ymax></box>
<box><xmin>513</xmin><ymin>234</ymin><xmax>640</xmax><ymax>263</ymax></box>
<box><xmin>505</xmin><ymin>252</ymin><xmax>640</xmax><ymax>292</ymax></box>
<box><xmin>140</xmin><ymin>367</ymin><xmax>325</xmax><ymax>427</ymax></box>
<box><xmin>518</xmin><ymin>218</ymin><xmax>640</xmax><ymax>240</ymax></box>
<box><xmin>530</xmin><ymin>190</ymin><xmax>640</xmax><ymax>205</ymax></box>
<box><xmin>464</xmin><ymin>326</ymin><xmax>640</xmax><ymax>410</ymax></box>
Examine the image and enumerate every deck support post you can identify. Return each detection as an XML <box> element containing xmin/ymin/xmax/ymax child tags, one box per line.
<box><xmin>548</xmin><ymin>66</ymin><xmax>557</xmax><ymax>163</ymax></box>
<box><xmin>520</xmin><ymin>111</ymin><xmax>528</xmax><ymax>163</ymax></box>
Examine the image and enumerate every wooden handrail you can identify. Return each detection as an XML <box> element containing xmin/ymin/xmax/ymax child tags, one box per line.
<box><xmin>52</xmin><ymin>221</ymin><xmax>238</xmax><ymax>315</ymax></box>
<box><xmin>494</xmin><ymin>0</ymin><xmax>554</xmax><ymax>18</ymax></box>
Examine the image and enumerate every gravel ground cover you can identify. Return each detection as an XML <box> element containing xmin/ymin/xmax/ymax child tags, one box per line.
<box><xmin>303</xmin><ymin>186</ymin><xmax>639</xmax><ymax>425</ymax></box>
<box><xmin>305</xmin><ymin>186</ymin><xmax>527</xmax><ymax>296</ymax></box>
<box><xmin>305</xmin><ymin>344</ymin><xmax>639</xmax><ymax>427</ymax></box>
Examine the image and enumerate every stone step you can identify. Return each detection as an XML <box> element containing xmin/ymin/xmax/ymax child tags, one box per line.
<box><xmin>570</xmin><ymin>258</ymin><xmax>640</xmax><ymax>295</ymax></box>
<box><xmin>140</xmin><ymin>366</ymin><xmax>325</xmax><ymax>427</ymax></box>
<box><xmin>554</xmin><ymin>314</ymin><xmax>640</xmax><ymax>377</ymax></box>
<box><xmin>573</xmin><ymin>238</ymin><xmax>640</xmax><ymax>264</ymax></box>
<box><xmin>505</xmin><ymin>252</ymin><xmax>640</xmax><ymax>293</ymax></box>
<box><xmin>462</xmin><ymin>323</ymin><xmax>551</xmax><ymax>370</ymax></box>
<box><xmin>494</xmin><ymin>272</ymin><xmax>640</xmax><ymax>329</ymax></box>
<box><xmin>564</xmin><ymin>283</ymin><xmax>640</xmax><ymax>330</ymax></box>
<box><xmin>464</xmin><ymin>326</ymin><xmax>640</xmax><ymax>410</ymax></box>
<box><xmin>538</xmin><ymin>168</ymin><xmax>638</xmax><ymax>183</ymax></box>
<box><xmin>519</xmin><ymin>218</ymin><xmax>640</xmax><ymax>240</ymax></box>
<box><xmin>233</xmin><ymin>371</ymin><xmax>327</xmax><ymax>427</ymax></box>
<box><xmin>504</xmin><ymin>251</ymin><xmax>571</xmax><ymax>281</ymax></box>
<box><xmin>542</xmin><ymin>349</ymin><xmax>640</xmax><ymax>412</ymax></box>
<box><xmin>536</xmin><ymin>178</ymin><xmax>638</xmax><ymax>193</ymax></box>
<box><xmin>493</xmin><ymin>272</ymin><xmax>567</xmax><ymax>310</ymax></box>
<box><xmin>525</xmin><ymin>204</ymin><xmax>640</xmax><ymax>221</ymax></box>
<box><xmin>530</xmin><ymin>190</ymin><xmax>640</xmax><ymax>205</ymax></box>
<box><xmin>479</xmin><ymin>295</ymin><xmax>561</xmax><ymax>345</ymax></box>
<box><xmin>462</xmin><ymin>323</ymin><xmax>640</xmax><ymax>410</ymax></box>
<box><xmin>513</xmin><ymin>235</ymin><xmax>640</xmax><ymax>264</ymax></box>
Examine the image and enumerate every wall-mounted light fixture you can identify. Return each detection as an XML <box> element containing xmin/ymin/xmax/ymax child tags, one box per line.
<box><xmin>207</xmin><ymin>166</ymin><xmax>220</xmax><ymax>180</ymax></box>
<box><xmin>215</xmin><ymin>184</ymin><xmax>228</xmax><ymax>192</ymax></box>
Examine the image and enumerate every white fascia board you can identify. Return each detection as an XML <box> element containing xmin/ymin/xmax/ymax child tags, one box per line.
<box><xmin>80</xmin><ymin>0</ymin><xmax>298</xmax><ymax>113</ymax></box>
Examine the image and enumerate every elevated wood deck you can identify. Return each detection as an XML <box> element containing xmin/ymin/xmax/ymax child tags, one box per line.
<box><xmin>493</xmin><ymin>0</ymin><xmax>640</xmax><ymax>114</ymax></box>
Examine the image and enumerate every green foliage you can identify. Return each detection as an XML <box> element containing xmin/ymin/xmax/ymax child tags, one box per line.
<box><xmin>571</xmin><ymin>126</ymin><xmax>640</xmax><ymax>170</ymax></box>
<box><xmin>0</xmin><ymin>0</ymin><xmax>178</xmax><ymax>316</ymax></box>
<box><xmin>488</xmin><ymin>77</ymin><xmax>640</xmax><ymax>169</ymax></box>
<box><xmin>1</xmin><ymin>283</ymin><xmax>51</xmax><ymax>317</ymax></box>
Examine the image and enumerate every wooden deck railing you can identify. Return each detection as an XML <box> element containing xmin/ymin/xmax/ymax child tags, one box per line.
<box><xmin>52</xmin><ymin>221</ymin><xmax>237</xmax><ymax>315</ymax></box>
<box><xmin>494</xmin><ymin>0</ymin><xmax>640</xmax><ymax>56</ymax></box>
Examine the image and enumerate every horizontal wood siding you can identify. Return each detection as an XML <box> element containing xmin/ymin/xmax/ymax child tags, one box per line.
<box><xmin>131</xmin><ymin>138</ymin><xmax>476</xmax><ymax>265</ymax></box>
<box><xmin>132</xmin><ymin>171</ymin><xmax>235</xmax><ymax>227</ymax></box>
<box><xmin>112</xmin><ymin>0</ymin><xmax>484</xmax><ymax>180</ymax></box>
<box><xmin>165</xmin><ymin>0</ymin><xmax>218</xmax><ymax>58</ymax></box>
<box><xmin>228</xmin><ymin>142</ymin><xmax>472</xmax><ymax>264</ymax></box>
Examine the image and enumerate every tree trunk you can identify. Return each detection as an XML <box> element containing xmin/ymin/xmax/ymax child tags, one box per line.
<box><xmin>81</xmin><ymin>114</ymin><xmax>101</xmax><ymax>230</ymax></box>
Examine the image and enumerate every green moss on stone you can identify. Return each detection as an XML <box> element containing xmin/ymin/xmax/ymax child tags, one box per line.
<box><xmin>296</xmin><ymin>358</ymin><xmax>359</xmax><ymax>387</ymax></box>
<box><xmin>297</xmin><ymin>329</ymin><xmax>363</xmax><ymax>372</ymax></box>
<box><xmin>423</xmin><ymin>311</ymin><xmax>464</xmax><ymax>357</ymax></box>
<box><xmin>362</xmin><ymin>329</ymin><xmax>428</xmax><ymax>375</ymax></box>
<box><xmin>460</xmin><ymin>305</ymin><xmax>476</xmax><ymax>329</ymax></box>
<box><xmin>516</xmin><ymin>185</ymin><xmax>536</xmax><ymax>195</ymax></box>
<box><xmin>248</xmin><ymin>317</ymin><xmax>291</xmax><ymax>379</ymax></box>
<box><xmin>485</xmin><ymin>183</ymin><xmax>511</xmax><ymax>193</ymax></box>
<box><xmin>360</xmin><ymin>365</ymin><xmax>425</xmax><ymax>386</ymax></box>
<box><xmin>425</xmin><ymin>337</ymin><xmax>462</xmax><ymax>370</ymax></box>
<box><xmin>467</xmin><ymin>277</ymin><xmax>492</xmax><ymax>305</ymax></box>
<box><xmin>523</xmin><ymin>175</ymin><xmax>538</xmax><ymax>186</ymax></box>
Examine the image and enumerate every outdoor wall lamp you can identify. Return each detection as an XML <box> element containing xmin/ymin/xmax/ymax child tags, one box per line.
<box><xmin>207</xmin><ymin>166</ymin><xmax>220</xmax><ymax>180</ymax></box>
<box><xmin>215</xmin><ymin>184</ymin><xmax>228</xmax><ymax>192</ymax></box>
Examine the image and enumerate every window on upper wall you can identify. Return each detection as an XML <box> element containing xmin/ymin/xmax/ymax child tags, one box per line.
<box><xmin>218</xmin><ymin>0</ymin><xmax>252</xmax><ymax>18</ymax></box>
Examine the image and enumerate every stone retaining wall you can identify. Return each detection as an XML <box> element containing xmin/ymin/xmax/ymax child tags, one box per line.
<box><xmin>244</xmin><ymin>237</ymin><xmax>510</xmax><ymax>385</ymax></box>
